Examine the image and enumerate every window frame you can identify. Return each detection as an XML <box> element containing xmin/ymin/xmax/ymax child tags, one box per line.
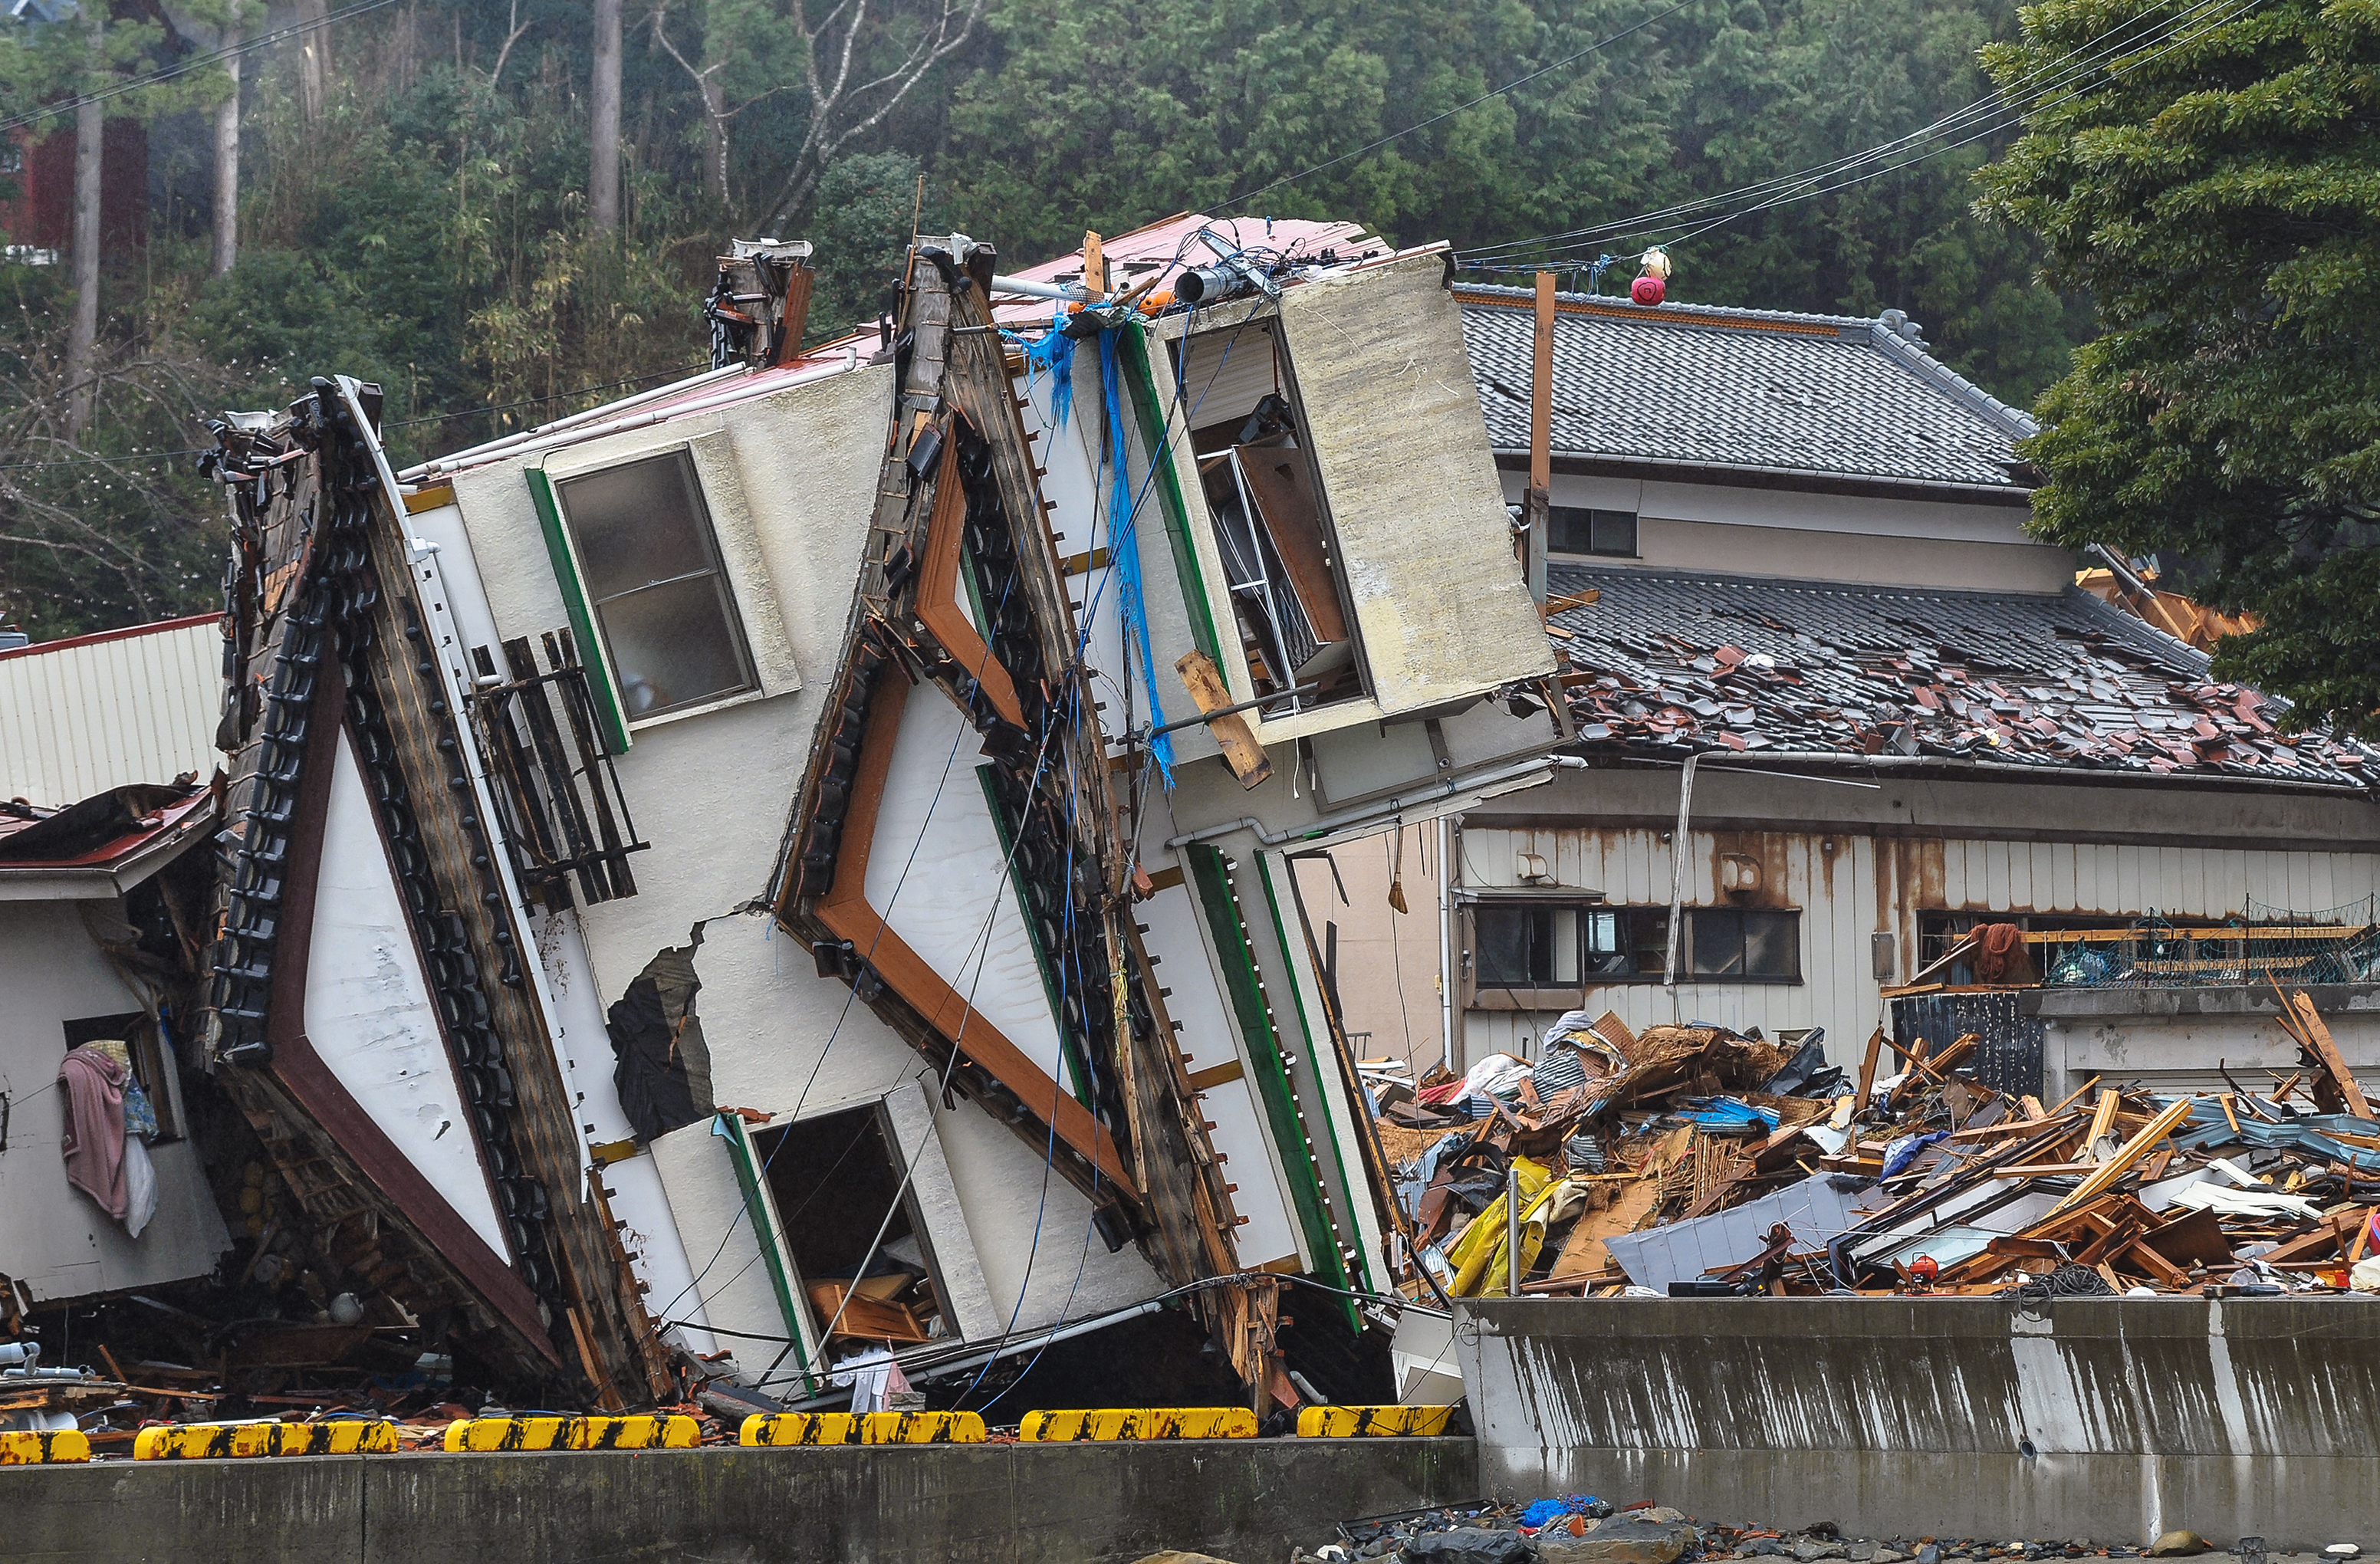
<box><xmin>527</xmin><ymin>429</ymin><xmax>800</xmax><ymax>752</ymax></box>
<box><xmin>1464</xmin><ymin>898</ymin><xmax>1802</xmax><ymax>1004</ymax></box>
<box><xmin>547</xmin><ymin>447</ymin><xmax>760</xmax><ymax>727</ymax></box>
<box><xmin>1547</xmin><ymin>505</ymin><xmax>1639</xmax><ymax>559</ymax></box>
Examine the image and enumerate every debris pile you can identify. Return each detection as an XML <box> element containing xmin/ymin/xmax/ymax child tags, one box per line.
<box><xmin>1382</xmin><ymin>996</ymin><xmax>2380</xmax><ymax>1297</ymax></box>
<box><xmin>1290</xmin><ymin>1503</ymin><xmax>2368</xmax><ymax>1564</ymax></box>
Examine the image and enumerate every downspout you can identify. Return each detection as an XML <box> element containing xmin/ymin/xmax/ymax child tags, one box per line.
<box><xmin>1437</xmin><ymin>814</ymin><xmax>1457</xmax><ymax>1075</ymax></box>
<box><xmin>1662</xmin><ymin>753</ymin><xmax>1698</xmax><ymax>1026</ymax></box>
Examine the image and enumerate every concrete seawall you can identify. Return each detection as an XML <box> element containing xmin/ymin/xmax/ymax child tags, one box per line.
<box><xmin>2</xmin><ymin>1437</ymin><xmax>1476</xmax><ymax>1563</ymax></box>
<box><xmin>1458</xmin><ymin>1296</ymin><xmax>2380</xmax><ymax>1549</ymax></box>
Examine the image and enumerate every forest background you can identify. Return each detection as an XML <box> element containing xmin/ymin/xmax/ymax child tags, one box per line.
<box><xmin>0</xmin><ymin>0</ymin><xmax>2089</xmax><ymax>639</ymax></box>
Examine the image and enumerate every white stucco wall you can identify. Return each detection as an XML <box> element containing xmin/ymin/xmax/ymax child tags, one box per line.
<box><xmin>1513</xmin><ymin>470</ymin><xmax>2076</xmax><ymax>594</ymax></box>
<box><xmin>0</xmin><ymin>900</ymin><xmax>231</xmax><ymax>1304</ymax></box>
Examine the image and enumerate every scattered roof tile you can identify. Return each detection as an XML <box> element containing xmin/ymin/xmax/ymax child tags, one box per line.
<box><xmin>1547</xmin><ymin>564</ymin><xmax>2370</xmax><ymax>787</ymax></box>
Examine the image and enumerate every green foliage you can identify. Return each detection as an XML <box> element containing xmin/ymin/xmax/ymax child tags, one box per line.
<box><xmin>1976</xmin><ymin>0</ymin><xmax>2380</xmax><ymax>732</ymax></box>
<box><xmin>1</xmin><ymin>0</ymin><xmax>2099</xmax><ymax>643</ymax></box>
<box><xmin>939</xmin><ymin>0</ymin><xmax>2088</xmax><ymax>402</ymax></box>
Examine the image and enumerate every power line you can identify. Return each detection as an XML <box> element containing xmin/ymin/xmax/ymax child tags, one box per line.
<box><xmin>0</xmin><ymin>0</ymin><xmax>405</xmax><ymax>136</ymax></box>
<box><xmin>1220</xmin><ymin>0</ymin><xmax>1703</xmax><ymax>212</ymax></box>
<box><xmin>1455</xmin><ymin>0</ymin><xmax>2258</xmax><ymax>268</ymax></box>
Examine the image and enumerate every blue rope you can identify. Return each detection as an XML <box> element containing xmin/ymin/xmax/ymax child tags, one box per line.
<box><xmin>1096</xmin><ymin>327</ymin><xmax>1174</xmax><ymax>784</ymax></box>
<box><xmin>1016</xmin><ymin>324</ymin><xmax>1076</xmax><ymax>430</ymax></box>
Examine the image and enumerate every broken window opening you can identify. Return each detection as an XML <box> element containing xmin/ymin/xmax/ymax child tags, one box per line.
<box><xmin>1170</xmin><ymin>324</ymin><xmax>1368</xmax><ymax>716</ymax></box>
<box><xmin>550</xmin><ymin>449</ymin><xmax>758</xmax><ymax>721</ymax></box>
<box><xmin>1471</xmin><ymin>902</ymin><xmax>1799</xmax><ymax>988</ymax></box>
<box><xmin>466</xmin><ymin>629</ymin><xmax>650</xmax><ymax>912</ymax></box>
<box><xmin>1549</xmin><ymin>506</ymin><xmax>1638</xmax><ymax>559</ymax></box>
<box><xmin>753</xmin><ymin>1103</ymin><xmax>950</xmax><ymax>1348</ymax></box>
<box><xmin>62</xmin><ymin>1010</ymin><xmax>180</xmax><ymax>1143</ymax></box>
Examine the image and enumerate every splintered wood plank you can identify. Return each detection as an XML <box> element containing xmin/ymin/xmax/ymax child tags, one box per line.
<box><xmin>2286</xmin><ymin>990</ymin><xmax>2372</xmax><ymax>1119</ymax></box>
<box><xmin>1175</xmin><ymin>651</ymin><xmax>1273</xmax><ymax>788</ymax></box>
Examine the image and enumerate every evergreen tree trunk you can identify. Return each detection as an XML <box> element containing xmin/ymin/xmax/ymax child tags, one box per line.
<box><xmin>589</xmin><ymin>0</ymin><xmax>621</xmax><ymax>233</ymax></box>
<box><xmin>65</xmin><ymin>29</ymin><xmax>104</xmax><ymax>442</ymax></box>
<box><xmin>296</xmin><ymin>0</ymin><xmax>330</xmax><ymax>125</ymax></box>
<box><xmin>211</xmin><ymin>37</ymin><xmax>241</xmax><ymax>280</ymax></box>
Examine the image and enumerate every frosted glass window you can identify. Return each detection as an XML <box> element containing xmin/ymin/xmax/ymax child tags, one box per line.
<box><xmin>554</xmin><ymin>451</ymin><xmax>756</xmax><ymax>718</ymax></box>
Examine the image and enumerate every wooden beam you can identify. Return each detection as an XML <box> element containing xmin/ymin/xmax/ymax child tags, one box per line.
<box><xmin>1174</xmin><ymin>651</ymin><xmax>1273</xmax><ymax>788</ymax></box>
<box><xmin>1854</xmin><ymin>1027</ymin><xmax>1885</xmax><ymax>1115</ymax></box>
<box><xmin>820</xmin><ymin>672</ymin><xmax>1139</xmax><ymax>1202</ymax></box>
<box><xmin>2048</xmin><ymin>1097</ymin><xmax>2197</xmax><ymax>1216</ymax></box>
<box><xmin>916</xmin><ymin>439</ymin><xmax>1025</xmax><ymax>728</ymax></box>
<box><xmin>2284</xmin><ymin>987</ymin><xmax>2372</xmax><ymax>1119</ymax></box>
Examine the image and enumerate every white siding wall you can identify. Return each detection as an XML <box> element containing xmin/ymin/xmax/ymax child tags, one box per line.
<box><xmin>0</xmin><ymin>618</ymin><xmax>220</xmax><ymax>806</ymax></box>
<box><xmin>1457</xmin><ymin>823</ymin><xmax>2380</xmax><ymax>1060</ymax></box>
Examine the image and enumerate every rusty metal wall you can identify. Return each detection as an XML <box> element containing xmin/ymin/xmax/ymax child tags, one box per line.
<box><xmin>1457</xmin><ymin>823</ymin><xmax>2380</xmax><ymax>1056</ymax></box>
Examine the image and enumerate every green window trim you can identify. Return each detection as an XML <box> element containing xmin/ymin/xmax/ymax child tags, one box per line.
<box><xmin>1118</xmin><ymin>323</ymin><xmax>1224</xmax><ymax>667</ymax></box>
<box><xmin>975</xmin><ymin>764</ymin><xmax>1095</xmax><ymax>1108</ymax></box>
<box><xmin>1254</xmin><ymin>850</ymin><xmax>1376</xmax><ymax>1300</ymax></box>
<box><xmin>524</xmin><ymin>465</ymin><xmax>632</xmax><ymax>754</ymax></box>
<box><xmin>1185</xmin><ymin>844</ymin><xmax>1356</xmax><ymax>1329</ymax></box>
<box><xmin>714</xmin><ymin>1111</ymin><xmax>810</xmax><ymax>1380</ymax></box>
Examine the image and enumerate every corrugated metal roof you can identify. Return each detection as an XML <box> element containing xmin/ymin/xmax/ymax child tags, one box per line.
<box><xmin>1602</xmin><ymin>1172</ymin><xmax>1871</xmax><ymax>1290</ymax></box>
<box><xmin>1547</xmin><ymin>564</ymin><xmax>2375</xmax><ymax>787</ymax></box>
<box><xmin>0</xmin><ymin>614</ymin><xmax>221</xmax><ymax>807</ymax></box>
<box><xmin>1456</xmin><ymin>284</ymin><xmax>2035</xmax><ymax>491</ymax></box>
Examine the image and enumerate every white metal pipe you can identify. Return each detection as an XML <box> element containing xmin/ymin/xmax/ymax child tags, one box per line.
<box><xmin>396</xmin><ymin>363</ymin><xmax>748</xmax><ymax>481</ymax></box>
<box><xmin>990</xmin><ymin>272</ymin><xmax>1091</xmax><ymax>303</ymax></box>
<box><xmin>1662</xmin><ymin>753</ymin><xmax>1698</xmax><ymax>1020</ymax></box>
<box><xmin>1164</xmin><ymin>754</ymin><xmax>1586</xmax><ymax>851</ymax></box>
<box><xmin>1437</xmin><ymin>813</ymin><xmax>1456</xmax><ymax>1075</ymax></box>
<box><xmin>406</xmin><ymin>357</ymin><xmax>860</xmax><ymax>481</ymax></box>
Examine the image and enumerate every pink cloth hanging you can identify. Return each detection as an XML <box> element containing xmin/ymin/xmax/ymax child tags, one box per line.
<box><xmin>58</xmin><ymin>1045</ymin><xmax>129</xmax><ymax>1220</ymax></box>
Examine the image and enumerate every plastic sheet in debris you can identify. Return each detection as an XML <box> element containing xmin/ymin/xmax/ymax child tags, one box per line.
<box><xmin>1602</xmin><ymin>1174</ymin><xmax>1870</xmax><ymax>1291</ymax></box>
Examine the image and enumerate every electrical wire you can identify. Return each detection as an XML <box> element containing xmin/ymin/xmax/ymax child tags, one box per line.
<box><xmin>1456</xmin><ymin>0</ymin><xmax>2242</xmax><ymax>261</ymax></box>
<box><xmin>0</xmin><ymin>0</ymin><xmax>406</xmax><ymax>136</ymax></box>
<box><xmin>1455</xmin><ymin>0</ymin><xmax>2260</xmax><ymax>268</ymax></box>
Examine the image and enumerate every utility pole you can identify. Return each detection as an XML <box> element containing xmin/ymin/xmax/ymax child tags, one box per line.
<box><xmin>588</xmin><ymin>0</ymin><xmax>622</xmax><ymax>234</ymax></box>
<box><xmin>295</xmin><ymin>0</ymin><xmax>330</xmax><ymax>124</ymax></box>
<box><xmin>211</xmin><ymin>18</ymin><xmax>242</xmax><ymax>278</ymax></box>
<box><xmin>65</xmin><ymin>5</ymin><xmax>104</xmax><ymax>440</ymax></box>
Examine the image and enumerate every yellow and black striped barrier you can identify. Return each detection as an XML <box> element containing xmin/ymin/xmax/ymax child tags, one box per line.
<box><xmin>441</xmin><ymin>1414</ymin><xmax>699</xmax><ymax>1452</ymax></box>
<box><xmin>1017</xmin><ymin>1407</ymin><xmax>1257</xmax><ymax>1441</ymax></box>
<box><xmin>134</xmin><ymin>1419</ymin><xmax>397</xmax><ymax>1459</ymax></box>
<box><xmin>1294</xmin><ymin>1405</ymin><xmax>1456</xmax><ymax>1438</ymax></box>
<box><xmin>739</xmin><ymin>1411</ymin><xmax>985</xmax><ymax>1446</ymax></box>
<box><xmin>0</xmin><ymin>1429</ymin><xmax>90</xmax><ymax>1464</ymax></box>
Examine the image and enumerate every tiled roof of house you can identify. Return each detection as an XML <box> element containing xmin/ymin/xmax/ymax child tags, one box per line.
<box><xmin>1456</xmin><ymin>285</ymin><xmax>2036</xmax><ymax>492</ymax></box>
<box><xmin>1547</xmin><ymin>564</ymin><xmax>2371</xmax><ymax>787</ymax></box>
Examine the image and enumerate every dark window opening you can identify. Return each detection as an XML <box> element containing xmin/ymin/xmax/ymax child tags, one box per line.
<box><xmin>754</xmin><ymin>1103</ymin><xmax>948</xmax><ymax>1347</ymax></box>
<box><xmin>1549</xmin><ymin>507</ymin><xmax>1637</xmax><ymax>557</ymax></box>
<box><xmin>1169</xmin><ymin>326</ymin><xmax>1366</xmax><ymax>715</ymax></box>
<box><xmin>1473</xmin><ymin>903</ymin><xmax>1797</xmax><ymax>987</ymax></box>
<box><xmin>553</xmin><ymin>449</ymin><xmax>757</xmax><ymax>721</ymax></box>
<box><xmin>63</xmin><ymin>1009</ymin><xmax>179</xmax><ymax>1142</ymax></box>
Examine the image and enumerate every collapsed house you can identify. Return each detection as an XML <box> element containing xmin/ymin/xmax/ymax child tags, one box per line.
<box><xmin>23</xmin><ymin>228</ymin><xmax>2375</xmax><ymax>1434</ymax></box>
<box><xmin>157</xmin><ymin>215</ymin><xmax>1573</xmax><ymax>1411</ymax></box>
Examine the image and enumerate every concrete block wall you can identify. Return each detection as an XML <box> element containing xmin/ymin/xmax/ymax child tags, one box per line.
<box><xmin>2</xmin><ymin>1438</ymin><xmax>1477</xmax><ymax>1564</ymax></box>
<box><xmin>1458</xmin><ymin>1296</ymin><xmax>2380</xmax><ymax>1549</ymax></box>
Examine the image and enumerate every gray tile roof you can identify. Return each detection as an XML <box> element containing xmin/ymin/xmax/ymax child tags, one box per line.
<box><xmin>1457</xmin><ymin>284</ymin><xmax>2036</xmax><ymax>492</ymax></box>
<box><xmin>1547</xmin><ymin>564</ymin><xmax>2370</xmax><ymax>787</ymax></box>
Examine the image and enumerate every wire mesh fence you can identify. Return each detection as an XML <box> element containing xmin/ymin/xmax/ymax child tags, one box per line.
<box><xmin>2039</xmin><ymin>895</ymin><xmax>2380</xmax><ymax>990</ymax></box>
